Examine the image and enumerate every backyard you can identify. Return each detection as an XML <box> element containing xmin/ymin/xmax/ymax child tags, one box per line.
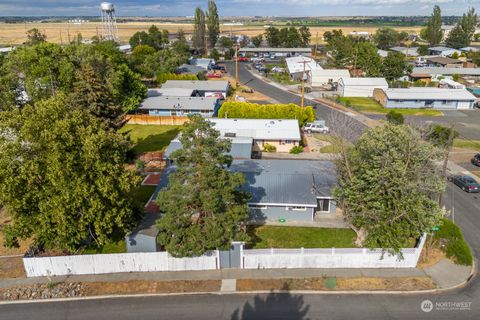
<box><xmin>338</xmin><ymin>97</ymin><xmax>443</xmax><ymax>116</ymax></box>
<box><xmin>248</xmin><ymin>226</ymin><xmax>356</xmax><ymax>249</ymax></box>
<box><xmin>119</xmin><ymin>124</ymin><xmax>180</xmax><ymax>154</ymax></box>
<box><xmin>453</xmin><ymin>139</ymin><xmax>480</xmax><ymax>152</ymax></box>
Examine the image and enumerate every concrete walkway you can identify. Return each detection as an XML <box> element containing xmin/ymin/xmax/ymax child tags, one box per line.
<box><xmin>423</xmin><ymin>259</ymin><xmax>473</xmax><ymax>289</ymax></box>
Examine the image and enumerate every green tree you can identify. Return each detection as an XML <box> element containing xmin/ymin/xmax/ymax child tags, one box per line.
<box><xmin>209</xmin><ymin>48</ymin><xmax>220</xmax><ymax>61</ymax></box>
<box><xmin>25</xmin><ymin>28</ymin><xmax>47</xmax><ymax>46</ymax></box>
<box><xmin>417</xmin><ymin>45</ymin><xmax>429</xmax><ymax>56</ymax></box>
<box><xmin>251</xmin><ymin>34</ymin><xmax>263</xmax><ymax>48</ymax></box>
<box><xmin>354</xmin><ymin>42</ymin><xmax>382</xmax><ymax>77</ymax></box>
<box><xmin>423</xmin><ymin>5</ymin><xmax>443</xmax><ymax>46</ymax></box>
<box><xmin>446</xmin><ymin>8</ymin><xmax>478</xmax><ymax>49</ymax></box>
<box><xmin>0</xmin><ymin>95</ymin><xmax>139</xmax><ymax>252</ymax></box>
<box><xmin>334</xmin><ymin>124</ymin><xmax>445</xmax><ymax>254</ymax></box>
<box><xmin>381</xmin><ymin>52</ymin><xmax>411</xmax><ymax>81</ymax></box>
<box><xmin>324</xmin><ymin>30</ymin><xmax>354</xmax><ymax>67</ymax></box>
<box><xmin>265</xmin><ymin>27</ymin><xmax>281</xmax><ymax>47</ymax></box>
<box><xmin>156</xmin><ymin>115</ymin><xmax>250</xmax><ymax>257</ymax></box>
<box><xmin>219</xmin><ymin>36</ymin><xmax>234</xmax><ymax>51</ymax></box>
<box><xmin>206</xmin><ymin>0</ymin><xmax>220</xmax><ymax>49</ymax></box>
<box><xmin>193</xmin><ymin>7</ymin><xmax>207</xmax><ymax>54</ymax></box>
<box><xmin>129</xmin><ymin>31</ymin><xmax>152</xmax><ymax>49</ymax></box>
<box><xmin>299</xmin><ymin>26</ymin><xmax>311</xmax><ymax>46</ymax></box>
<box><xmin>148</xmin><ymin>25</ymin><xmax>168</xmax><ymax>50</ymax></box>
<box><xmin>386</xmin><ymin>110</ymin><xmax>404</xmax><ymax>125</ymax></box>
<box><xmin>373</xmin><ymin>27</ymin><xmax>403</xmax><ymax>50</ymax></box>
<box><xmin>424</xmin><ymin>124</ymin><xmax>459</xmax><ymax>148</ymax></box>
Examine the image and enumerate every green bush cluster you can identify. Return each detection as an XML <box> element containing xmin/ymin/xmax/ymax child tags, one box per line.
<box><xmin>434</xmin><ymin>218</ymin><xmax>473</xmax><ymax>266</ymax></box>
<box><xmin>218</xmin><ymin>101</ymin><xmax>315</xmax><ymax>126</ymax></box>
<box><xmin>289</xmin><ymin>146</ymin><xmax>304</xmax><ymax>154</ymax></box>
<box><xmin>157</xmin><ymin>73</ymin><xmax>198</xmax><ymax>84</ymax></box>
<box><xmin>263</xmin><ymin>144</ymin><xmax>277</xmax><ymax>152</ymax></box>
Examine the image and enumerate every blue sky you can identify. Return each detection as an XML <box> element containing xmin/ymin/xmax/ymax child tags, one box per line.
<box><xmin>0</xmin><ymin>0</ymin><xmax>478</xmax><ymax>16</ymax></box>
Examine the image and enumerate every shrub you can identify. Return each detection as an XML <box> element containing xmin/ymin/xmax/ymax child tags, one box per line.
<box><xmin>434</xmin><ymin>218</ymin><xmax>473</xmax><ymax>266</ymax></box>
<box><xmin>156</xmin><ymin>73</ymin><xmax>198</xmax><ymax>85</ymax></box>
<box><xmin>263</xmin><ymin>144</ymin><xmax>277</xmax><ymax>152</ymax></box>
<box><xmin>135</xmin><ymin>159</ymin><xmax>145</xmax><ymax>172</ymax></box>
<box><xmin>289</xmin><ymin>146</ymin><xmax>304</xmax><ymax>154</ymax></box>
<box><xmin>386</xmin><ymin>110</ymin><xmax>404</xmax><ymax>125</ymax></box>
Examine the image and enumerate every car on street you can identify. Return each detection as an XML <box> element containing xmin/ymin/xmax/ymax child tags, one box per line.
<box><xmin>238</xmin><ymin>57</ymin><xmax>249</xmax><ymax>62</ymax></box>
<box><xmin>471</xmin><ymin>153</ymin><xmax>480</xmax><ymax>166</ymax></box>
<box><xmin>448</xmin><ymin>175</ymin><xmax>480</xmax><ymax>193</ymax></box>
<box><xmin>207</xmin><ymin>73</ymin><xmax>222</xmax><ymax>78</ymax></box>
<box><xmin>209</xmin><ymin>65</ymin><xmax>226</xmax><ymax>72</ymax></box>
<box><xmin>303</xmin><ymin>122</ymin><xmax>330</xmax><ymax>134</ymax></box>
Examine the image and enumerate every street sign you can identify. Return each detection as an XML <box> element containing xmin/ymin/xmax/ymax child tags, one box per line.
<box><xmin>279</xmin><ymin>218</ymin><xmax>286</xmax><ymax>223</ymax></box>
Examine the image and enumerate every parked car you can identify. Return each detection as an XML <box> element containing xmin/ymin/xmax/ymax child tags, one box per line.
<box><xmin>254</xmin><ymin>63</ymin><xmax>264</xmax><ymax>70</ymax></box>
<box><xmin>210</xmin><ymin>65</ymin><xmax>226</xmax><ymax>72</ymax></box>
<box><xmin>303</xmin><ymin>122</ymin><xmax>330</xmax><ymax>134</ymax></box>
<box><xmin>472</xmin><ymin>154</ymin><xmax>480</xmax><ymax>166</ymax></box>
<box><xmin>271</xmin><ymin>66</ymin><xmax>285</xmax><ymax>73</ymax></box>
<box><xmin>448</xmin><ymin>175</ymin><xmax>480</xmax><ymax>193</ymax></box>
<box><xmin>238</xmin><ymin>57</ymin><xmax>249</xmax><ymax>62</ymax></box>
<box><xmin>207</xmin><ymin>73</ymin><xmax>222</xmax><ymax>79</ymax></box>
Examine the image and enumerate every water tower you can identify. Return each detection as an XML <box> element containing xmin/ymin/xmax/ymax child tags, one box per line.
<box><xmin>100</xmin><ymin>2</ymin><xmax>118</xmax><ymax>42</ymax></box>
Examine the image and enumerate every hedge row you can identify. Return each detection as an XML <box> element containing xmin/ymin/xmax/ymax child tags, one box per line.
<box><xmin>156</xmin><ymin>73</ymin><xmax>198</xmax><ymax>84</ymax></box>
<box><xmin>218</xmin><ymin>101</ymin><xmax>315</xmax><ymax>126</ymax></box>
<box><xmin>434</xmin><ymin>218</ymin><xmax>473</xmax><ymax>266</ymax></box>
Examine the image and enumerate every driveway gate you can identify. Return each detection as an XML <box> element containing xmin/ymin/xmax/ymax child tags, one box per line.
<box><xmin>218</xmin><ymin>242</ymin><xmax>243</xmax><ymax>269</ymax></box>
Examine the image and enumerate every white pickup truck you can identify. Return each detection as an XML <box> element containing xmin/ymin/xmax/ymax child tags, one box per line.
<box><xmin>303</xmin><ymin>122</ymin><xmax>330</xmax><ymax>134</ymax></box>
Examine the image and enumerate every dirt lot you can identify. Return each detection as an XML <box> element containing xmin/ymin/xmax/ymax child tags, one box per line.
<box><xmin>237</xmin><ymin>276</ymin><xmax>435</xmax><ymax>291</ymax></box>
<box><xmin>0</xmin><ymin>257</ymin><xmax>26</xmax><ymax>279</ymax></box>
<box><xmin>0</xmin><ymin>22</ymin><xmax>423</xmax><ymax>46</ymax></box>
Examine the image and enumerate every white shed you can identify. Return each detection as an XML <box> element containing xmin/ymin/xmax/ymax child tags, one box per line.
<box><xmin>338</xmin><ymin>77</ymin><xmax>388</xmax><ymax>97</ymax></box>
<box><xmin>310</xmin><ymin>69</ymin><xmax>350</xmax><ymax>87</ymax></box>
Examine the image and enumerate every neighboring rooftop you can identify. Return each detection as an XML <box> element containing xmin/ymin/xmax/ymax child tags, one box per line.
<box><xmin>412</xmin><ymin>67</ymin><xmax>480</xmax><ymax>76</ymax></box>
<box><xmin>239</xmin><ymin>47</ymin><xmax>311</xmax><ymax>53</ymax></box>
<box><xmin>339</xmin><ymin>77</ymin><xmax>388</xmax><ymax>86</ymax></box>
<box><xmin>311</xmin><ymin>69</ymin><xmax>350</xmax><ymax>77</ymax></box>
<box><xmin>390</xmin><ymin>46</ymin><xmax>419</xmax><ymax>56</ymax></box>
<box><xmin>161</xmin><ymin>80</ymin><xmax>229</xmax><ymax>92</ymax></box>
<box><xmin>380</xmin><ymin>88</ymin><xmax>477</xmax><ymax>101</ymax></box>
<box><xmin>426</xmin><ymin>56</ymin><xmax>462</xmax><ymax>65</ymax></box>
<box><xmin>176</xmin><ymin>64</ymin><xmax>207</xmax><ymax>75</ymax></box>
<box><xmin>147</xmin><ymin>88</ymin><xmax>195</xmax><ymax>97</ymax></box>
<box><xmin>285</xmin><ymin>55</ymin><xmax>321</xmax><ymax>74</ymax></box>
<box><xmin>209</xmin><ymin>118</ymin><xmax>301</xmax><ymax>141</ymax></box>
<box><xmin>140</xmin><ymin>96</ymin><xmax>218</xmax><ymax>111</ymax></box>
<box><xmin>164</xmin><ymin>136</ymin><xmax>253</xmax><ymax>159</ymax></box>
<box><xmin>429</xmin><ymin>46</ymin><xmax>457</xmax><ymax>52</ymax></box>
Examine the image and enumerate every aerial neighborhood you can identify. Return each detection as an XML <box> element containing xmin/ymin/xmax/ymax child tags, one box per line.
<box><xmin>1</xmin><ymin>0</ymin><xmax>480</xmax><ymax>310</ymax></box>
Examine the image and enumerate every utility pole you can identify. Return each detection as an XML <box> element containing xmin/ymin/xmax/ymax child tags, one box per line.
<box><xmin>301</xmin><ymin>59</ymin><xmax>308</xmax><ymax>108</ymax></box>
<box><xmin>314</xmin><ymin>32</ymin><xmax>319</xmax><ymax>58</ymax></box>
<box><xmin>235</xmin><ymin>44</ymin><xmax>239</xmax><ymax>88</ymax></box>
<box><xmin>204</xmin><ymin>33</ymin><xmax>209</xmax><ymax>58</ymax></box>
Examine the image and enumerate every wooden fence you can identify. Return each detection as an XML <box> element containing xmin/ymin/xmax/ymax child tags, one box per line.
<box><xmin>126</xmin><ymin>115</ymin><xmax>189</xmax><ymax>125</ymax></box>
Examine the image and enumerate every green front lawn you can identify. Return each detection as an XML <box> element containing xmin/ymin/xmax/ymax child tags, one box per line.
<box><xmin>83</xmin><ymin>240</ymin><xmax>126</xmax><ymax>254</ymax></box>
<box><xmin>248</xmin><ymin>226</ymin><xmax>356</xmax><ymax>249</ymax></box>
<box><xmin>453</xmin><ymin>139</ymin><xmax>480</xmax><ymax>152</ymax></box>
<box><xmin>120</xmin><ymin>124</ymin><xmax>180</xmax><ymax>153</ymax></box>
<box><xmin>131</xmin><ymin>185</ymin><xmax>157</xmax><ymax>207</ymax></box>
<box><xmin>313</xmin><ymin>134</ymin><xmax>346</xmax><ymax>154</ymax></box>
<box><xmin>338</xmin><ymin>97</ymin><xmax>443</xmax><ymax>116</ymax></box>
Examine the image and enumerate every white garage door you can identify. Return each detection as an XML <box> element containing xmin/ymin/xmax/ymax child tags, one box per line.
<box><xmin>457</xmin><ymin>101</ymin><xmax>471</xmax><ymax>110</ymax></box>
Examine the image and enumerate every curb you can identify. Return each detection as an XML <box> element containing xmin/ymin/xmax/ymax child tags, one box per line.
<box><xmin>0</xmin><ymin>261</ymin><xmax>475</xmax><ymax>305</ymax></box>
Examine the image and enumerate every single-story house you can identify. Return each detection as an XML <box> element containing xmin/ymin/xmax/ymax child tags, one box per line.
<box><xmin>439</xmin><ymin>79</ymin><xmax>465</xmax><ymax>89</ymax></box>
<box><xmin>209</xmin><ymin>118</ymin><xmax>301</xmax><ymax>153</ymax></box>
<box><xmin>238</xmin><ymin>47</ymin><xmax>311</xmax><ymax>57</ymax></box>
<box><xmin>165</xmin><ymin>136</ymin><xmax>253</xmax><ymax>160</ymax></box>
<box><xmin>428</xmin><ymin>46</ymin><xmax>461</xmax><ymax>57</ymax></box>
<box><xmin>337</xmin><ymin>77</ymin><xmax>389</xmax><ymax>97</ymax></box>
<box><xmin>161</xmin><ymin>80</ymin><xmax>230</xmax><ymax>98</ymax></box>
<box><xmin>349</xmin><ymin>31</ymin><xmax>369</xmax><ymax>38</ymax></box>
<box><xmin>310</xmin><ymin>69</ymin><xmax>350</xmax><ymax>87</ymax></box>
<box><xmin>373</xmin><ymin>87</ymin><xmax>477</xmax><ymax>110</ymax></box>
<box><xmin>148</xmin><ymin>87</ymin><xmax>196</xmax><ymax>97</ymax></box>
<box><xmin>285</xmin><ymin>55</ymin><xmax>321</xmax><ymax>81</ymax></box>
<box><xmin>412</xmin><ymin>67</ymin><xmax>480</xmax><ymax>78</ymax></box>
<box><xmin>390</xmin><ymin>46</ymin><xmax>419</xmax><ymax>57</ymax></box>
<box><xmin>408</xmin><ymin>73</ymin><xmax>432</xmax><ymax>83</ymax></box>
<box><xmin>125</xmin><ymin>159</ymin><xmax>338</xmax><ymax>252</ymax></box>
<box><xmin>139</xmin><ymin>96</ymin><xmax>220</xmax><ymax>117</ymax></box>
<box><xmin>176</xmin><ymin>64</ymin><xmax>207</xmax><ymax>75</ymax></box>
<box><xmin>425</xmin><ymin>56</ymin><xmax>463</xmax><ymax>68</ymax></box>
<box><xmin>461</xmin><ymin>47</ymin><xmax>480</xmax><ymax>53</ymax></box>
<box><xmin>189</xmin><ymin>58</ymin><xmax>215</xmax><ymax>70</ymax></box>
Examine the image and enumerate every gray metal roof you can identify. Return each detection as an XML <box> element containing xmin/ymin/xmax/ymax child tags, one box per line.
<box><xmin>239</xmin><ymin>47</ymin><xmax>311</xmax><ymax>53</ymax></box>
<box><xmin>140</xmin><ymin>96</ymin><xmax>218</xmax><ymax>111</ymax></box>
<box><xmin>429</xmin><ymin>46</ymin><xmax>458</xmax><ymax>52</ymax></box>
<box><xmin>412</xmin><ymin>67</ymin><xmax>480</xmax><ymax>76</ymax></box>
<box><xmin>147</xmin><ymin>88</ymin><xmax>195</xmax><ymax>97</ymax></box>
<box><xmin>209</xmin><ymin>118</ymin><xmax>301</xmax><ymax>140</ymax></box>
<box><xmin>382</xmin><ymin>88</ymin><xmax>476</xmax><ymax>101</ymax></box>
<box><xmin>176</xmin><ymin>64</ymin><xmax>207</xmax><ymax>74</ymax></box>
<box><xmin>164</xmin><ymin>136</ymin><xmax>253</xmax><ymax>159</ymax></box>
<box><xmin>390</xmin><ymin>46</ymin><xmax>419</xmax><ymax>56</ymax></box>
<box><xmin>161</xmin><ymin>80</ymin><xmax>229</xmax><ymax>92</ymax></box>
<box><xmin>426</xmin><ymin>56</ymin><xmax>461</xmax><ymax>65</ymax></box>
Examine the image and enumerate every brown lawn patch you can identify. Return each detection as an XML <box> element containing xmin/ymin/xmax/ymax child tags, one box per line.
<box><xmin>417</xmin><ymin>247</ymin><xmax>446</xmax><ymax>269</ymax></box>
<box><xmin>237</xmin><ymin>278</ymin><xmax>326</xmax><ymax>291</ymax></box>
<box><xmin>0</xmin><ymin>257</ymin><xmax>26</xmax><ymax>279</ymax></box>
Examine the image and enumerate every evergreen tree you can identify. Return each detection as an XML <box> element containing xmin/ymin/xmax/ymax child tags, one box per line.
<box><xmin>423</xmin><ymin>5</ymin><xmax>443</xmax><ymax>46</ymax></box>
<box><xmin>252</xmin><ymin>35</ymin><xmax>263</xmax><ymax>48</ymax></box>
<box><xmin>299</xmin><ymin>26</ymin><xmax>311</xmax><ymax>47</ymax></box>
<box><xmin>156</xmin><ymin>115</ymin><xmax>250</xmax><ymax>257</ymax></box>
<box><xmin>446</xmin><ymin>8</ymin><xmax>478</xmax><ymax>49</ymax></box>
<box><xmin>206</xmin><ymin>0</ymin><xmax>220</xmax><ymax>49</ymax></box>
<box><xmin>192</xmin><ymin>7</ymin><xmax>207</xmax><ymax>54</ymax></box>
<box><xmin>381</xmin><ymin>52</ymin><xmax>412</xmax><ymax>81</ymax></box>
<box><xmin>354</xmin><ymin>42</ymin><xmax>382</xmax><ymax>77</ymax></box>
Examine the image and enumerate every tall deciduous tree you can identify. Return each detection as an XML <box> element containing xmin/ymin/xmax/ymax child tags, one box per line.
<box><xmin>156</xmin><ymin>115</ymin><xmax>250</xmax><ymax>257</ymax></box>
<box><xmin>0</xmin><ymin>95</ymin><xmax>139</xmax><ymax>252</ymax></box>
<box><xmin>299</xmin><ymin>26</ymin><xmax>311</xmax><ymax>46</ymax></box>
<box><xmin>423</xmin><ymin>5</ymin><xmax>443</xmax><ymax>46</ymax></box>
<box><xmin>251</xmin><ymin>35</ymin><xmax>263</xmax><ymax>48</ymax></box>
<box><xmin>381</xmin><ymin>52</ymin><xmax>412</xmax><ymax>81</ymax></box>
<box><xmin>324</xmin><ymin>30</ymin><xmax>354</xmax><ymax>67</ymax></box>
<box><xmin>373</xmin><ymin>27</ymin><xmax>405</xmax><ymax>50</ymax></box>
<box><xmin>206</xmin><ymin>0</ymin><xmax>220</xmax><ymax>49</ymax></box>
<box><xmin>334</xmin><ymin>124</ymin><xmax>445</xmax><ymax>254</ymax></box>
<box><xmin>446</xmin><ymin>8</ymin><xmax>478</xmax><ymax>49</ymax></box>
<box><xmin>193</xmin><ymin>7</ymin><xmax>207</xmax><ymax>54</ymax></box>
<box><xmin>25</xmin><ymin>28</ymin><xmax>47</xmax><ymax>46</ymax></box>
<box><xmin>354</xmin><ymin>42</ymin><xmax>382</xmax><ymax>77</ymax></box>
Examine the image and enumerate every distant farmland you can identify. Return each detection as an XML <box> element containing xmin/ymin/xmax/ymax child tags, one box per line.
<box><xmin>0</xmin><ymin>21</ymin><xmax>423</xmax><ymax>46</ymax></box>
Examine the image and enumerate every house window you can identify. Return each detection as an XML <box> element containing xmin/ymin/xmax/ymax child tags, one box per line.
<box><xmin>249</xmin><ymin>204</ymin><xmax>267</xmax><ymax>210</ymax></box>
<box><xmin>285</xmin><ymin>140</ymin><xmax>293</xmax><ymax>144</ymax></box>
<box><xmin>317</xmin><ymin>199</ymin><xmax>330</xmax><ymax>212</ymax></box>
<box><xmin>286</xmin><ymin>206</ymin><xmax>307</xmax><ymax>211</ymax></box>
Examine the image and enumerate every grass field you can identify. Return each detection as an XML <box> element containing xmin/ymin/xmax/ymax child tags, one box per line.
<box><xmin>313</xmin><ymin>134</ymin><xmax>346</xmax><ymax>153</ymax></box>
<box><xmin>120</xmin><ymin>124</ymin><xmax>180</xmax><ymax>154</ymax></box>
<box><xmin>453</xmin><ymin>139</ymin><xmax>480</xmax><ymax>152</ymax></box>
<box><xmin>0</xmin><ymin>22</ymin><xmax>423</xmax><ymax>46</ymax></box>
<box><xmin>248</xmin><ymin>226</ymin><xmax>356</xmax><ymax>249</ymax></box>
<box><xmin>338</xmin><ymin>97</ymin><xmax>443</xmax><ymax>116</ymax></box>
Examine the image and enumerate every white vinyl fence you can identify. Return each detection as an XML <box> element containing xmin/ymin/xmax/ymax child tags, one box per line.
<box><xmin>242</xmin><ymin>234</ymin><xmax>427</xmax><ymax>269</ymax></box>
<box><xmin>23</xmin><ymin>251</ymin><xmax>218</xmax><ymax>277</ymax></box>
<box><xmin>23</xmin><ymin>234</ymin><xmax>426</xmax><ymax>277</ymax></box>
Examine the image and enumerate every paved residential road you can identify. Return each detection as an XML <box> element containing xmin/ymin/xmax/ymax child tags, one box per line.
<box><xmin>1</xmin><ymin>64</ymin><xmax>480</xmax><ymax>320</ymax></box>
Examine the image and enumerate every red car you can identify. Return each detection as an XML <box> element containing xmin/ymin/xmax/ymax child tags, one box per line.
<box><xmin>207</xmin><ymin>73</ymin><xmax>222</xmax><ymax>79</ymax></box>
<box><xmin>238</xmin><ymin>57</ymin><xmax>249</xmax><ymax>62</ymax></box>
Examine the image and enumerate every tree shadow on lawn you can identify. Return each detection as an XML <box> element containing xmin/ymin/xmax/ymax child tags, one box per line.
<box><xmin>231</xmin><ymin>284</ymin><xmax>310</xmax><ymax>320</ymax></box>
<box><xmin>126</xmin><ymin>127</ymin><xmax>181</xmax><ymax>154</ymax></box>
